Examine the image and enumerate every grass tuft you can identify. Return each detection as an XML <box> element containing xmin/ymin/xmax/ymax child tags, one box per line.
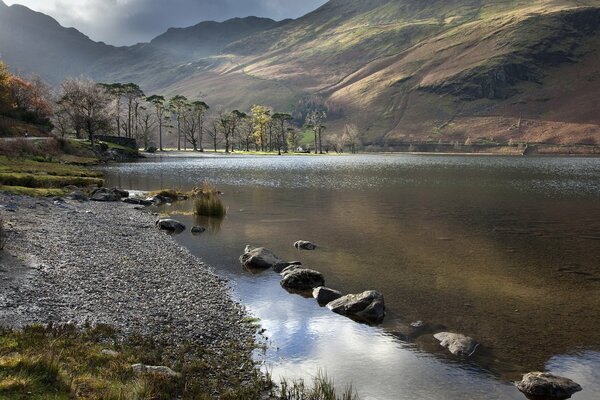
<box><xmin>193</xmin><ymin>182</ymin><xmax>226</xmax><ymax>218</ymax></box>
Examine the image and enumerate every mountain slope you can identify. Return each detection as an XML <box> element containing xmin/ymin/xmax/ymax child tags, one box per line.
<box><xmin>1</xmin><ymin>0</ymin><xmax>599</xmax><ymax>147</ymax></box>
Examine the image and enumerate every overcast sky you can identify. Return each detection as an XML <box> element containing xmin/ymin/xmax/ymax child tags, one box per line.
<box><xmin>5</xmin><ymin>0</ymin><xmax>327</xmax><ymax>46</ymax></box>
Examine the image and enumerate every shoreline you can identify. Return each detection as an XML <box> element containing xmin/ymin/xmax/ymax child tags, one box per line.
<box><xmin>0</xmin><ymin>191</ymin><xmax>256</xmax><ymax>372</ymax></box>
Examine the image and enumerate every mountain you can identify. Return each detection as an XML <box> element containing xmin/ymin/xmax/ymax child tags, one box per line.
<box><xmin>150</xmin><ymin>17</ymin><xmax>290</xmax><ymax>60</ymax></box>
<box><xmin>1</xmin><ymin>0</ymin><xmax>600</xmax><ymax>147</ymax></box>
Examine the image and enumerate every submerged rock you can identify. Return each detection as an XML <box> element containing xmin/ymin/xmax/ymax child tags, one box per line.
<box><xmin>327</xmin><ymin>290</ymin><xmax>385</xmax><ymax>323</ymax></box>
<box><xmin>294</xmin><ymin>240</ymin><xmax>317</xmax><ymax>250</ymax></box>
<box><xmin>313</xmin><ymin>286</ymin><xmax>343</xmax><ymax>305</ymax></box>
<box><xmin>131</xmin><ymin>364</ymin><xmax>180</xmax><ymax>378</ymax></box>
<box><xmin>155</xmin><ymin>219</ymin><xmax>186</xmax><ymax>232</ymax></box>
<box><xmin>433</xmin><ymin>332</ymin><xmax>479</xmax><ymax>356</ymax></box>
<box><xmin>191</xmin><ymin>226</ymin><xmax>207</xmax><ymax>234</ymax></box>
<box><xmin>280</xmin><ymin>268</ymin><xmax>325</xmax><ymax>291</ymax></box>
<box><xmin>123</xmin><ymin>198</ymin><xmax>153</xmax><ymax>206</ymax></box>
<box><xmin>516</xmin><ymin>372</ymin><xmax>582</xmax><ymax>399</ymax></box>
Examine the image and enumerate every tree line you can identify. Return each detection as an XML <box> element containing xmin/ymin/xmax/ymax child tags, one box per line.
<box><xmin>0</xmin><ymin>62</ymin><xmax>362</xmax><ymax>153</ymax></box>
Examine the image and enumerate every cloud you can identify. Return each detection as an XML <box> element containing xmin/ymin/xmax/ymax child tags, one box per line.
<box><xmin>4</xmin><ymin>0</ymin><xmax>327</xmax><ymax>45</ymax></box>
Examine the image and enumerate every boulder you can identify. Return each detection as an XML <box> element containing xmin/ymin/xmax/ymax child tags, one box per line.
<box><xmin>147</xmin><ymin>195</ymin><xmax>171</xmax><ymax>205</ymax></box>
<box><xmin>327</xmin><ymin>291</ymin><xmax>385</xmax><ymax>324</ymax></box>
<box><xmin>191</xmin><ymin>226</ymin><xmax>206</xmax><ymax>234</ymax></box>
<box><xmin>155</xmin><ymin>219</ymin><xmax>186</xmax><ymax>232</ymax></box>
<box><xmin>294</xmin><ymin>240</ymin><xmax>317</xmax><ymax>250</ymax></box>
<box><xmin>240</xmin><ymin>247</ymin><xmax>286</xmax><ymax>270</ymax></box>
<box><xmin>433</xmin><ymin>332</ymin><xmax>479</xmax><ymax>356</ymax></box>
<box><xmin>313</xmin><ymin>286</ymin><xmax>342</xmax><ymax>305</ymax></box>
<box><xmin>516</xmin><ymin>372</ymin><xmax>582</xmax><ymax>399</ymax></box>
<box><xmin>66</xmin><ymin>191</ymin><xmax>89</xmax><ymax>202</ymax></box>
<box><xmin>273</xmin><ymin>261</ymin><xmax>303</xmax><ymax>273</ymax></box>
<box><xmin>280</xmin><ymin>268</ymin><xmax>325</xmax><ymax>291</ymax></box>
<box><xmin>123</xmin><ymin>198</ymin><xmax>153</xmax><ymax>206</ymax></box>
<box><xmin>131</xmin><ymin>364</ymin><xmax>180</xmax><ymax>378</ymax></box>
<box><xmin>90</xmin><ymin>188</ymin><xmax>126</xmax><ymax>202</ymax></box>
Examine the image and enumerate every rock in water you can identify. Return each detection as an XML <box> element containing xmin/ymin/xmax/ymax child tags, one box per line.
<box><xmin>90</xmin><ymin>188</ymin><xmax>128</xmax><ymax>202</ymax></box>
<box><xmin>433</xmin><ymin>332</ymin><xmax>479</xmax><ymax>356</ymax></box>
<box><xmin>327</xmin><ymin>290</ymin><xmax>385</xmax><ymax>324</ymax></box>
<box><xmin>313</xmin><ymin>286</ymin><xmax>343</xmax><ymax>305</ymax></box>
<box><xmin>155</xmin><ymin>219</ymin><xmax>186</xmax><ymax>232</ymax></box>
<box><xmin>240</xmin><ymin>247</ymin><xmax>287</xmax><ymax>270</ymax></box>
<box><xmin>122</xmin><ymin>198</ymin><xmax>153</xmax><ymax>206</ymax></box>
<box><xmin>191</xmin><ymin>226</ymin><xmax>207</xmax><ymax>234</ymax></box>
<box><xmin>294</xmin><ymin>240</ymin><xmax>317</xmax><ymax>250</ymax></box>
<box><xmin>280</xmin><ymin>268</ymin><xmax>325</xmax><ymax>291</ymax></box>
<box><xmin>516</xmin><ymin>372</ymin><xmax>582</xmax><ymax>399</ymax></box>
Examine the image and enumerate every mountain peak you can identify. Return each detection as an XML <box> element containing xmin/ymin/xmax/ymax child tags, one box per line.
<box><xmin>0</xmin><ymin>1</ymin><xmax>8</xmax><ymax>9</ymax></box>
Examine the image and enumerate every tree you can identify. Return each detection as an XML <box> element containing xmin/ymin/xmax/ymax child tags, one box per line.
<box><xmin>206</xmin><ymin>117</ymin><xmax>221</xmax><ymax>152</ymax></box>
<box><xmin>251</xmin><ymin>105</ymin><xmax>271</xmax><ymax>152</ymax></box>
<box><xmin>272</xmin><ymin>112</ymin><xmax>293</xmax><ymax>155</ymax></box>
<box><xmin>0</xmin><ymin>61</ymin><xmax>10</xmax><ymax>113</ymax></box>
<box><xmin>136</xmin><ymin>106</ymin><xmax>157</xmax><ymax>150</ymax></box>
<box><xmin>122</xmin><ymin>83</ymin><xmax>144</xmax><ymax>138</ymax></box>
<box><xmin>168</xmin><ymin>95</ymin><xmax>187</xmax><ymax>151</ymax></box>
<box><xmin>344</xmin><ymin>123</ymin><xmax>361</xmax><ymax>154</ymax></box>
<box><xmin>287</xmin><ymin>127</ymin><xmax>301</xmax><ymax>151</ymax></box>
<box><xmin>191</xmin><ymin>100</ymin><xmax>209</xmax><ymax>152</ymax></box>
<box><xmin>146</xmin><ymin>95</ymin><xmax>166</xmax><ymax>151</ymax></box>
<box><xmin>305</xmin><ymin>110</ymin><xmax>327</xmax><ymax>154</ymax></box>
<box><xmin>58</xmin><ymin>77</ymin><xmax>112</xmax><ymax>146</ymax></box>
<box><xmin>100</xmin><ymin>83</ymin><xmax>124</xmax><ymax>136</ymax></box>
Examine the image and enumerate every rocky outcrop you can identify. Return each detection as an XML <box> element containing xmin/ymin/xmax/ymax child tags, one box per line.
<box><xmin>433</xmin><ymin>332</ymin><xmax>479</xmax><ymax>357</ymax></box>
<box><xmin>327</xmin><ymin>290</ymin><xmax>385</xmax><ymax>323</ymax></box>
<box><xmin>131</xmin><ymin>364</ymin><xmax>180</xmax><ymax>378</ymax></box>
<box><xmin>280</xmin><ymin>267</ymin><xmax>325</xmax><ymax>291</ymax></box>
<box><xmin>313</xmin><ymin>286</ymin><xmax>342</xmax><ymax>305</ymax></box>
<box><xmin>155</xmin><ymin>219</ymin><xmax>186</xmax><ymax>232</ymax></box>
<box><xmin>294</xmin><ymin>240</ymin><xmax>317</xmax><ymax>250</ymax></box>
<box><xmin>516</xmin><ymin>372</ymin><xmax>582</xmax><ymax>399</ymax></box>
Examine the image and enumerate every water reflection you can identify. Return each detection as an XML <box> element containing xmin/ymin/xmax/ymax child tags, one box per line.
<box><xmin>103</xmin><ymin>154</ymin><xmax>600</xmax><ymax>400</ymax></box>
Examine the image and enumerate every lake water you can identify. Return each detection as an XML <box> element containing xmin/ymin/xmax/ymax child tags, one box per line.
<box><xmin>103</xmin><ymin>154</ymin><xmax>600</xmax><ymax>400</ymax></box>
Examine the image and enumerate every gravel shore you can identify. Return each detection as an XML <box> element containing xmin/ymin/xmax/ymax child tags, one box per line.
<box><xmin>0</xmin><ymin>192</ymin><xmax>254</xmax><ymax>353</ymax></box>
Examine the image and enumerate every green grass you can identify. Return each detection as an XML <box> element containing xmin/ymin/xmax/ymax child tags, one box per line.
<box><xmin>0</xmin><ymin>325</ymin><xmax>358</xmax><ymax>400</ymax></box>
<box><xmin>0</xmin><ymin>156</ymin><xmax>103</xmax><ymax>197</ymax></box>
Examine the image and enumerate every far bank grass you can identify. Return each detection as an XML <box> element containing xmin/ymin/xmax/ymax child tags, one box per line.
<box><xmin>0</xmin><ymin>325</ymin><xmax>358</xmax><ymax>400</ymax></box>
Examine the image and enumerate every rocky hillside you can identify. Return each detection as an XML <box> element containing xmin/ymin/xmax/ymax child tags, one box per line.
<box><xmin>1</xmin><ymin>0</ymin><xmax>600</xmax><ymax>147</ymax></box>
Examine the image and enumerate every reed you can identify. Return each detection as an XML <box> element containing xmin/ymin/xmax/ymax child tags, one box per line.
<box><xmin>193</xmin><ymin>182</ymin><xmax>226</xmax><ymax>218</ymax></box>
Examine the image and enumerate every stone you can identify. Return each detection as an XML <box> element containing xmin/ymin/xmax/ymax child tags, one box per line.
<box><xmin>155</xmin><ymin>219</ymin><xmax>186</xmax><ymax>232</ymax></box>
<box><xmin>516</xmin><ymin>372</ymin><xmax>582</xmax><ymax>399</ymax></box>
<box><xmin>101</xmin><ymin>349</ymin><xmax>119</xmax><ymax>357</ymax></box>
<box><xmin>90</xmin><ymin>188</ymin><xmax>123</xmax><ymax>202</ymax></box>
<box><xmin>147</xmin><ymin>195</ymin><xmax>171</xmax><ymax>205</ymax></box>
<box><xmin>191</xmin><ymin>226</ymin><xmax>206</xmax><ymax>234</ymax></box>
<box><xmin>273</xmin><ymin>261</ymin><xmax>303</xmax><ymax>273</ymax></box>
<box><xmin>327</xmin><ymin>290</ymin><xmax>385</xmax><ymax>324</ymax></box>
<box><xmin>122</xmin><ymin>198</ymin><xmax>153</xmax><ymax>206</ymax></box>
<box><xmin>280</xmin><ymin>268</ymin><xmax>325</xmax><ymax>291</ymax></box>
<box><xmin>131</xmin><ymin>364</ymin><xmax>180</xmax><ymax>378</ymax></box>
<box><xmin>240</xmin><ymin>247</ymin><xmax>286</xmax><ymax>270</ymax></box>
<box><xmin>294</xmin><ymin>240</ymin><xmax>317</xmax><ymax>250</ymax></box>
<box><xmin>67</xmin><ymin>191</ymin><xmax>89</xmax><ymax>202</ymax></box>
<box><xmin>313</xmin><ymin>286</ymin><xmax>342</xmax><ymax>305</ymax></box>
<box><xmin>433</xmin><ymin>332</ymin><xmax>479</xmax><ymax>356</ymax></box>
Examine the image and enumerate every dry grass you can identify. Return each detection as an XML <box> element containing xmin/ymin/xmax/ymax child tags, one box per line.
<box><xmin>193</xmin><ymin>182</ymin><xmax>226</xmax><ymax>218</ymax></box>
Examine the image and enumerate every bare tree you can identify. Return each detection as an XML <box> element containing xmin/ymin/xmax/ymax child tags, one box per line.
<box><xmin>272</xmin><ymin>113</ymin><xmax>293</xmax><ymax>155</ymax></box>
<box><xmin>344</xmin><ymin>123</ymin><xmax>361</xmax><ymax>154</ymax></box>
<box><xmin>305</xmin><ymin>110</ymin><xmax>327</xmax><ymax>154</ymax></box>
<box><xmin>147</xmin><ymin>95</ymin><xmax>166</xmax><ymax>151</ymax></box>
<box><xmin>169</xmin><ymin>95</ymin><xmax>188</xmax><ymax>151</ymax></box>
<box><xmin>58</xmin><ymin>77</ymin><xmax>112</xmax><ymax>146</ymax></box>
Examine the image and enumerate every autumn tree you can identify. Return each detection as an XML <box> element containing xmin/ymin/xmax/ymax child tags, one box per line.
<box><xmin>251</xmin><ymin>105</ymin><xmax>271</xmax><ymax>152</ymax></box>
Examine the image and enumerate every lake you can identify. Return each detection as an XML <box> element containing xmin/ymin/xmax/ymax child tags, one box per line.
<box><xmin>103</xmin><ymin>153</ymin><xmax>600</xmax><ymax>400</ymax></box>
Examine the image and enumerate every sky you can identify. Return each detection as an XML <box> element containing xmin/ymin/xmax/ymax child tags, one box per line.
<box><xmin>4</xmin><ymin>0</ymin><xmax>327</xmax><ymax>46</ymax></box>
